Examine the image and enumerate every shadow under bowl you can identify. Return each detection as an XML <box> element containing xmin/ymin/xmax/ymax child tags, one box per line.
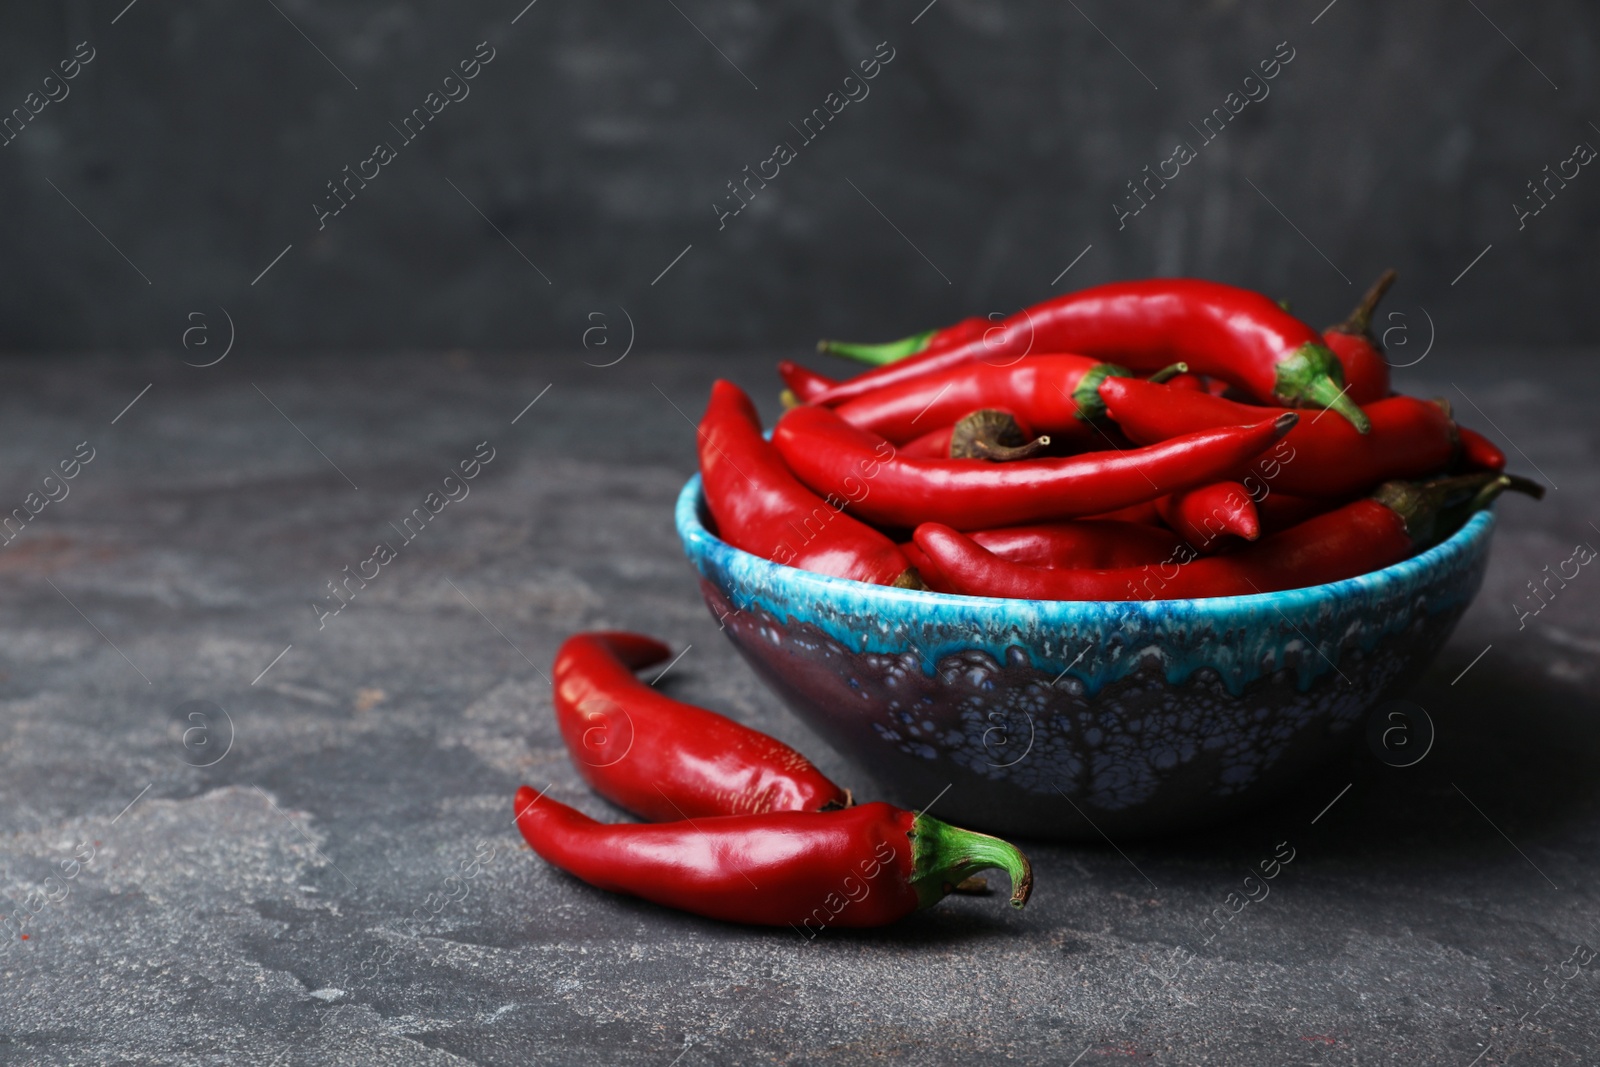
<box><xmin>676</xmin><ymin>476</ymin><xmax>1496</xmax><ymax>840</ymax></box>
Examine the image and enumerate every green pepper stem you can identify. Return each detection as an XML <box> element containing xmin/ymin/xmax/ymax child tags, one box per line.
<box><xmin>818</xmin><ymin>330</ymin><xmax>937</xmax><ymax>366</ymax></box>
<box><xmin>1146</xmin><ymin>362</ymin><xmax>1189</xmax><ymax>384</ymax></box>
<box><xmin>909</xmin><ymin>814</ymin><xmax>1033</xmax><ymax>910</ymax></box>
<box><xmin>1276</xmin><ymin>342</ymin><xmax>1371</xmax><ymax>433</ymax></box>
<box><xmin>1373</xmin><ymin>471</ymin><xmax>1512</xmax><ymax>544</ymax></box>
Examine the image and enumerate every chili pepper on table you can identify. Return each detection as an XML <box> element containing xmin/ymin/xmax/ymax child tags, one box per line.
<box><xmin>808</xmin><ymin>280</ymin><xmax>1370</xmax><ymax>432</ymax></box>
<box><xmin>1321</xmin><ymin>269</ymin><xmax>1396</xmax><ymax>406</ymax></box>
<box><xmin>513</xmin><ymin>789</ymin><xmax>1033</xmax><ymax>927</ymax></box>
<box><xmin>1098</xmin><ymin>376</ymin><xmax>1456</xmax><ymax>498</ymax></box>
<box><xmin>553</xmin><ymin>632</ymin><xmax>850</xmax><ymax>821</ymax></box>
<box><xmin>1457</xmin><ymin>427</ymin><xmax>1507</xmax><ymax>472</ymax></box>
<box><xmin>912</xmin><ymin>472</ymin><xmax>1530</xmax><ymax>602</ymax></box>
<box><xmin>831</xmin><ymin>355</ymin><xmax>1186</xmax><ymax>446</ymax></box>
<box><xmin>1157</xmin><ymin>482</ymin><xmax>1260</xmax><ymax>549</ymax></box>
<box><xmin>698</xmin><ymin>380</ymin><xmax>921</xmax><ymax>587</ymax></box>
<box><xmin>771</xmin><ymin>402</ymin><xmax>1296</xmax><ymax>530</ymax></box>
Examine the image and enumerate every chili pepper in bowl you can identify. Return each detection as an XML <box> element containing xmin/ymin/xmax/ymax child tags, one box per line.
<box><xmin>698</xmin><ymin>380</ymin><xmax>921</xmax><ymax>587</ymax></box>
<box><xmin>1457</xmin><ymin>427</ymin><xmax>1507</xmax><ymax>472</ymax></box>
<box><xmin>513</xmin><ymin>789</ymin><xmax>1033</xmax><ymax>927</ymax></box>
<box><xmin>1322</xmin><ymin>269</ymin><xmax>1396</xmax><ymax>406</ymax></box>
<box><xmin>553</xmin><ymin>632</ymin><xmax>851</xmax><ymax>821</ymax></box>
<box><xmin>938</xmin><ymin>520</ymin><xmax>1184</xmax><ymax>569</ymax></box>
<box><xmin>771</xmin><ymin>402</ymin><xmax>1296</xmax><ymax>530</ymax></box>
<box><xmin>808</xmin><ymin>280</ymin><xmax>1369</xmax><ymax>432</ymax></box>
<box><xmin>1157</xmin><ymin>482</ymin><xmax>1260</xmax><ymax>549</ymax></box>
<box><xmin>777</xmin><ymin>360</ymin><xmax>836</xmax><ymax>405</ymax></box>
<box><xmin>1098</xmin><ymin>376</ymin><xmax>1456</xmax><ymax>498</ymax></box>
<box><xmin>831</xmin><ymin>355</ymin><xmax>1186</xmax><ymax>446</ymax></box>
<box><xmin>1255</xmin><ymin>491</ymin><xmax>1338</xmax><ymax>535</ymax></box>
<box><xmin>912</xmin><ymin>472</ymin><xmax>1532</xmax><ymax>601</ymax></box>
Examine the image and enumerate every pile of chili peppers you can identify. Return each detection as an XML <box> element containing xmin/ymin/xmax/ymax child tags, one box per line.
<box><xmin>515</xmin><ymin>632</ymin><xmax>1033</xmax><ymax>929</ymax></box>
<box><xmin>696</xmin><ymin>274</ymin><xmax>1541</xmax><ymax>601</ymax></box>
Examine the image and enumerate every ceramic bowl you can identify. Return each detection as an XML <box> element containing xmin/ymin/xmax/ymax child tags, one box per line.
<box><xmin>676</xmin><ymin>475</ymin><xmax>1496</xmax><ymax>840</ymax></box>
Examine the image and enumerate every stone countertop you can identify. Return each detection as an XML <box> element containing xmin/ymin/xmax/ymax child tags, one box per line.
<box><xmin>1</xmin><ymin>349</ymin><xmax>1597</xmax><ymax>1066</ymax></box>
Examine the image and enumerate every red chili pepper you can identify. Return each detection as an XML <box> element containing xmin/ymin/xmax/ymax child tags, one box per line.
<box><xmin>513</xmin><ymin>789</ymin><xmax>1032</xmax><ymax>927</ymax></box>
<box><xmin>809</xmin><ymin>280</ymin><xmax>1370</xmax><ymax>432</ymax></box>
<box><xmin>778</xmin><ymin>360</ymin><xmax>837</xmax><ymax>405</ymax></box>
<box><xmin>698</xmin><ymin>380</ymin><xmax>920</xmax><ymax>586</ymax></box>
<box><xmin>1457</xmin><ymin>427</ymin><xmax>1507</xmax><ymax>472</ymax></box>
<box><xmin>917</xmin><ymin>520</ymin><xmax>1184</xmax><ymax>569</ymax></box>
<box><xmin>1321</xmin><ymin>269</ymin><xmax>1395</xmax><ymax>406</ymax></box>
<box><xmin>1255</xmin><ymin>491</ymin><xmax>1337</xmax><ymax>535</ymax></box>
<box><xmin>831</xmin><ymin>355</ymin><xmax>1184</xmax><ymax>446</ymax></box>
<box><xmin>771</xmin><ymin>402</ymin><xmax>1295</xmax><ymax>530</ymax></box>
<box><xmin>553</xmin><ymin>632</ymin><xmax>850</xmax><ymax>821</ymax></box>
<box><xmin>819</xmin><ymin>316</ymin><xmax>993</xmax><ymax>366</ymax></box>
<box><xmin>1157</xmin><ymin>481</ymin><xmax>1260</xmax><ymax>549</ymax></box>
<box><xmin>1084</xmin><ymin>499</ymin><xmax>1164</xmax><ymax>525</ymax></box>
<box><xmin>1098</xmin><ymin>376</ymin><xmax>1455</xmax><ymax>498</ymax></box>
<box><xmin>1165</xmin><ymin>373</ymin><xmax>1222</xmax><ymax>395</ymax></box>
<box><xmin>912</xmin><ymin>473</ymin><xmax>1521</xmax><ymax>601</ymax></box>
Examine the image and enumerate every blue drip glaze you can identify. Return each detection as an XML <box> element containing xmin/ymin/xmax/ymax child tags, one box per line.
<box><xmin>676</xmin><ymin>474</ymin><xmax>1496</xmax><ymax>698</ymax></box>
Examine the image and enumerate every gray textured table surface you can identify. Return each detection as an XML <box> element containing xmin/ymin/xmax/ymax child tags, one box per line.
<box><xmin>2</xmin><ymin>350</ymin><xmax>1597</xmax><ymax>1066</ymax></box>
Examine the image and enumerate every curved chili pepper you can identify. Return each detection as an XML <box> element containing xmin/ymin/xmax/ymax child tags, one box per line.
<box><xmin>912</xmin><ymin>473</ymin><xmax>1524</xmax><ymax>601</ymax></box>
<box><xmin>1457</xmin><ymin>427</ymin><xmax>1507</xmax><ymax>472</ymax></box>
<box><xmin>778</xmin><ymin>360</ymin><xmax>837</xmax><ymax>405</ymax></box>
<box><xmin>553</xmin><ymin>632</ymin><xmax>850</xmax><ymax>821</ymax></box>
<box><xmin>513</xmin><ymin>789</ymin><xmax>1032</xmax><ymax>927</ymax></box>
<box><xmin>1157</xmin><ymin>481</ymin><xmax>1260</xmax><ymax>549</ymax></box>
<box><xmin>832</xmin><ymin>355</ymin><xmax>1185</xmax><ymax>446</ymax></box>
<box><xmin>1099</xmin><ymin>376</ymin><xmax>1455</xmax><ymax>498</ymax></box>
<box><xmin>771</xmin><ymin>402</ymin><xmax>1296</xmax><ymax>530</ymax></box>
<box><xmin>1322</xmin><ymin>269</ymin><xmax>1396</xmax><ymax>406</ymax></box>
<box><xmin>809</xmin><ymin>280</ymin><xmax>1369</xmax><ymax>432</ymax></box>
<box><xmin>819</xmin><ymin>315</ymin><xmax>992</xmax><ymax>366</ymax></box>
<box><xmin>698</xmin><ymin>380</ymin><xmax>920</xmax><ymax>586</ymax></box>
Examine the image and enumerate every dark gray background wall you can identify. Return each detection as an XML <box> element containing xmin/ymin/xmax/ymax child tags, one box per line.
<box><xmin>0</xmin><ymin>0</ymin><xmax>1594</xmax><ymax>355</ymax></box>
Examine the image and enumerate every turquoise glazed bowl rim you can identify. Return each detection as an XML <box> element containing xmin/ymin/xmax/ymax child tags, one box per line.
<box><xmin>676</xmin><ymin>472</ymin><xmax>1495</xmax><ymax>628</ymax></box>
<box><xmin>678</xmin><ymin>470</ymin><xmax>1497</xmax><ymax>687</ymax></box>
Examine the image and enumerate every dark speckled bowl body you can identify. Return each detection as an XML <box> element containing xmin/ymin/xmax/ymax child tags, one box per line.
<box><xmin>676</xmin><ymin>476</ymin><xmax>1496</xmax><ymax>840</ymax></box>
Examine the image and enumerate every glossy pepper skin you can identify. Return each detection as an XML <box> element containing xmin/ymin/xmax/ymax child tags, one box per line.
<box><xmin>1321</xmin><ymin>269</ymin><xmax>1396</xmax><ymax>406</ymax></box>
<box><xmin>832</xmin><ymin>354</ymin><xmax>1170</xmax><ymax>446</ymax></box>
<box><xmin>1099</xmin><ymin>376</ymin><xmax>1455</xmax><ymax>498</ymax></box>
<box><xmin>777</xmin><ymin>360</ymin><xmax>837</xmax><ymax>405</ymax></box>
<box><xmin>1157</xmin><ymin>481</ymin><xmax>1260</xmax><ymax>549</ymax></box>
<box><xmin>513</xmin><ymin>789</ymin><xmax>1032</xmax><ymax>928</ymax></box>
<box><xmin>912</xmin><ymin>473</ymin><xmax>1520</xmax><ymax>601</ymax></box>
<box><xmin>698</xmin><ymin>380</ymin><xmax>920</xmax><ymax>586</ymax></box>
<box><xmin>1457</xmin><ymin>427</ymin><xmax>1507</xmax><ymax>472</ymax></box>
<box><xmin>553</xmin><ymin>632</ymin><xmax>850</xmax><ymax>821</ymax></box>
<box><xmin>925</xmin><ymin>520</ymin><xmax>1182</xmax><ymax>569</ymax></box>
<box><xmin>771</xmin><ymin>402</ymin><xmax>1296</xmax><ymax>530</ymax></box>
<box><xmin>808</xmin><ymin>280</ymin><xmax>1369</xmax><ymax>432</ymax></box>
